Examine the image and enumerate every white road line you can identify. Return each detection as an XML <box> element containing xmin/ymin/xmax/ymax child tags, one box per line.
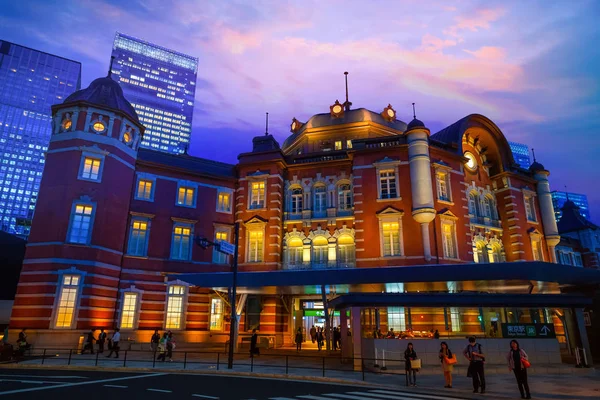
<box><xmin>147</xmin><ymin>388</ymin><xmax>172</xmax><ymax>393</ymax></box>
<box><xmin>297</xmin><ymin>396</ymin><xmax>340</xmax><ymax>400</ymax></box>
<box><xmin>103</xmin><ymin>385</ymin><xmax>128</xmax><ymax>388</ymax></box>
<box><xmin>319</xmin><ymin>394</ymin><xmax>371</xmax><ymax>400</ymax></box>
<box><xmin>192</xmin><ymin>395</ymin><xmax>219</xmax><ymax>399</ymax></box>
<box><xmin>368</xmin><ymin>390</ymin><xmax>460</xmax><ymax>400</ymax></box>
<box><xmin>0</xmin><ymin>379</ymin><xmax>68</xmax><ymax>385</ymax></box>
<box><xmin>269</xmin><ymin>397</ymin><xmax>297</xmax><ymax>400</ymax></box>
<box><xmin>0</xmin><ymin>375</ymin><xmax>87</xmax><ymax>379</ymax></box>
<box><xmin>0</xmin><ymin>373</ymin><xmax>166</xmax><ymax>396</ymax></box>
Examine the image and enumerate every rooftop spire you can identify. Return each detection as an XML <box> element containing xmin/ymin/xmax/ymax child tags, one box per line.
<box><xmin>412</xmin><ymin>102</ymin><xmax>416</xmax><ymax>119</ymax></box>
<box><xmin>531</xmin><ymin>147</ymin><xmax>536</xmax><ymax>162</ymax></box>
<box><xmin>265</xmin><ymin>112</ymin><xmax>269</xmax><ymax>136</ymax></box>
<box><xmin>108</xmin><ymin>56</ymin><xmax>116</xmax><ymax>78</ymax></box>
<box><xmin>565</xmin><ymin>185</ymin><xmax>570</xmax><ymax>201</ymax></box>
<box><xmin>343</xmin><ymin>72</ymin><xmax>352</xmax><ymax>111</ymax></box>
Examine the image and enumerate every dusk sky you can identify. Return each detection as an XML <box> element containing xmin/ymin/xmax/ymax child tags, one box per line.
<box><xmin>2</xmin><ymin>0</ymin><xmax>599</xmax><ymax>222</ymax></box>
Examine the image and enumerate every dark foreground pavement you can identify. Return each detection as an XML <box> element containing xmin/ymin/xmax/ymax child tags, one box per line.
<box><xmin>0</xmin><ymin>368</ymin><xmax>471</xmax><ymax>400</ymax></box>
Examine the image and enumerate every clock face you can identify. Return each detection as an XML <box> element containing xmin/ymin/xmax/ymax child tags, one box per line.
<box><xmin>464</xmin><ymin>152</ymin><xmax>477</xmax><ymax>170</ymax></box>
<box><xmin>92</xmin><ymin>121</ymin><xmax>105</xmax><ymax>132</ymax></box>
<box><xmin>332</xmin><ymin>104</ymin><xmax>342</xmax><ymax>114</ymax></box>
<box><xmin>386</xmin><ymin>108</ymin><xmax>395</xmax><ymax>118</ymax></box>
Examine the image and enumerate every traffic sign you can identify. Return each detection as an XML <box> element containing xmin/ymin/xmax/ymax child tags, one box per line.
<box><xmin>218</xmin><ymin>241</ymin><xmax>235</xmax><ymax>255</ymax></box>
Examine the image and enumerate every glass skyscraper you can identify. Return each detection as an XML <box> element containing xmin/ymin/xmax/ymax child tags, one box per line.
<box><xmin>509</xmin><ymin>141</ymin><xmax>531</xmax><ymax>169</ymax></box>
<box><xmin>551</xmin><ymin>191</ymin><xmax>591</xmax><ymax>222</ymax></box>
<box><xmin>110</xmin><ymin>32</ymin><xmax>198</xmax><ymax>154</ymax></box>
<box><xmin>0</xmin><ymin>40</ymin><xmax>81</xmax><ymax>236</ymax></box>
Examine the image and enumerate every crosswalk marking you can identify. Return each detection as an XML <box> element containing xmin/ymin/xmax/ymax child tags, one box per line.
<box><xmin>297</xmin><ymin>396</ymin><xmax>343</xmax><ymax>400</ymax></box>
<box><xmin>369</xmin><ymin>390</ymin><xmax>459</xmax><ymax>400</ymax></box>
<box><xmin>269</xmin><ymin>398</ymin><xmax>298</xmax><ymax>400</ymax></box>
<box><xmin>320</xmin><ymin>394</ymin><xmax>375</xmax><ymax>399</ymax></box>
<box><xmin>275</xmin><ymin>390</ymin><xmax>466</xmax><ymax>400</ymax></box>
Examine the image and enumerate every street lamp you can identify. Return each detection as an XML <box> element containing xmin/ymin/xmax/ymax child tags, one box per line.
<box><xmin>194</xmin><ymin>222</ymin><xmax>240</xmax><ymax>369</ymax></box>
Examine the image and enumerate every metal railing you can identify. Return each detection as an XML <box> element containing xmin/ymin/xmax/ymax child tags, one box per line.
<box><xmin>8</xmin><ymin>348</ymin><xmax>408</xmax><ymax>385</ymax></box>
<box><xmin>283</xmin><ymin>260</ymin><xmax>356</xmax><ymax>270</ymax></box>
<box><xmin>469</xmin><ymin>216</ymin><xmax>501</xmax><ymax>228</ymax></box>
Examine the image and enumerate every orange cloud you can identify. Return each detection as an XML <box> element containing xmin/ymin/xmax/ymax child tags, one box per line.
<box><xmin>444</xmin><ymin>8</ymin><xmax>506</xmax><ymax>37</ymax></box>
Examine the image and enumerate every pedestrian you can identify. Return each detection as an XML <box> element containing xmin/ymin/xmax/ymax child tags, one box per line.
<box><xmin>106</xmin><ymin>328</ymin><xmax>121</xmax><ymax>358</ymax></box>
<box><xmin>434</xmin><ymin>329</ymin><xmax>440</xmax><ymax>339</ymax></box>
<box><xmin>250</xmin><ymin>329</ymin><xmax>260</xmax><ymax>357</ymax></box>
<box><xmin>310</xmin><ymin>325</ymin><xmax>317</xmax><ymax>344</ymax></box>
<box><xmin>404</xmin><ymin>342</ymin><xmax>418</xmax><ymax>386</ymax></box>
<box><xmin>439</xmin><ymin>341</ymin><xmax>454</xmax><ymax>388</ymax></box>
<box><xmin>317</xmin><ymin>328</ymin><xmax>324</xmax><ymax>351</ymax></box>
<box><xmin>463</xmin><ymin>336</ymin><xmax>486</xmax><ymax>394</ymax></box>
<box><xmin>2</xmin><ymin>325</ymin><xmax>8</xmax><ymax>345</ymax></box>
<box><xmin>82</xmin><ymin>329</ymin><xmax>96</xmax><ymax>354</ymax></box>
<box><xmin>166</xmin><ymin>331</ymin><xmax>175</xmax><ymax>362</ymax></box>
<box><xmin>17</xmin><ymin>328</ymin><xmax>31</xmax><ymax>356</ymax></box>
<box><xmin>295</xmin><ymin>328</ymin><xmax>303</xmax><ymax>352</ymax></box>
<box><xmin>333</xmin><ymin>327</ymin><xmax>339</xmax><ymax>350</ymax></box>
<box><xmin>387</xmin><ymin>328</ymin><xmax>395</xmax><ymax>339</ymax></box>
<box><xmin>507</xmin><ymin>340</ymin><xmax>531</xmax><ymax>399</ymax></box>
<box><xmin>97</xmin><ymin>329</ymin><xmax>107</xmax><ymax>354</ymax></box>
<box><xmin>150</xmin><ymin>329</ymin><xmax>160</xmax><ymax>353</ymax></box>
<box><xmin>156</xmin><ymin>332</ymin><xmax>168</xmax><ymax>362</ymax></box>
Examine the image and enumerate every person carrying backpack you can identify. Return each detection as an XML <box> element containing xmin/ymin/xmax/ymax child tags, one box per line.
<box><xmin>150</xmin><ymin>330</ymin><xmax>160</xmax><ymax>353</ymax></box>
<box><xmin>463</xmin><ymin>336</ymin><xmax>486</xmax><ymax>394</ymax></box>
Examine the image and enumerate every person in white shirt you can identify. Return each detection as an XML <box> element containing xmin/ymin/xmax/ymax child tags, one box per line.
<box><xmin>105</xmin><ymin>328</ymin><xmax>121</xmax><ymax>358</ymax></box>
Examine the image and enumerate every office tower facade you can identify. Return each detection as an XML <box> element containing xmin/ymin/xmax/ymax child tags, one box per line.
<box><xmin>0</xmin><ymin>40</ymin><xmax>81</xmax><ymax>236</ymax></box>
<box><xmin>551</xmin><ymin>191</ymin><xmax>591</xmax><ymax>221</ymax></box>
<box><xmin>110</xmin><ymin>32</ymin><xmax>198</xmax><ymax>154</ymax></box>
<box><xmin>509</xmin><ymin>141</ymin><xmax>531</xmax><ymax>169</ymax></box>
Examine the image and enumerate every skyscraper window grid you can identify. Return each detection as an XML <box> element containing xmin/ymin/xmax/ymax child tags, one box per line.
<box><xmin>508</xmin><ymin>141</ymin><xmax>531</xmax><ymax>169</ymax></box>
<box><xmin>551</xmin><ymin>191</ymin><xmax>591</xmax><ymax>222</ymax></box>
<box><xmin>0</xmin><ymin>40</ymin><xmax>81</xmax><ymax>236</ymax></box>
<box><xmin>110</xmin><ymin>32</ymin><xmax>198</xmax><ymax>154</ymax></box>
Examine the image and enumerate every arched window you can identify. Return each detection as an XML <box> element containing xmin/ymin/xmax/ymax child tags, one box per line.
<box><xmin>337</xmin><ymin>235</ymin><xmax>355</xmax><ymax>266</ymax></box>
<box><xmin>312</xmin><ymin>236</ymin><xmax>329</xmax><ymax>266</ymax></box>
<box><xmin>468</xmin><ymin>192</ymin><xmax>479</xmax><ymax>216</ymax></box>
<box><xmin>290</xmin><ymin>187</ymin><xmax>303</xmax><ymax>214</ymax></box>
<box><xmin>482</xmin><ymin>196</ymin><xmax>492</xmax><ymax>218</ymax></box>
<box><xmin>313</xmin><ymin>185</ymin><xmax>326</xmax><ymax>214</ymax></box>
<box><xmin>474</xmin><ymin>241</ymin><xmax>489</xmax><ymax>263</ymax></box>
<box><xmin>338</xmin><ymin>184</ymin><xmax>352</xmax><ymax>210</ymax></box>
<box><xmin>490</xmin><ymin>243</ymin><xmax>504</xmax><ymax>263</ymax></box>
<box><xmin>287</xmin><ymin>237</ymin><xmax>304</xmax><ymax>266</ymax></box>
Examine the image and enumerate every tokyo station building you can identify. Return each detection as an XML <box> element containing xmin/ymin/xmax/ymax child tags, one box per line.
<box><xmin>10</xmin><ymin>73</ymin><xmax>599</xmax><ymax>363</ymax></box>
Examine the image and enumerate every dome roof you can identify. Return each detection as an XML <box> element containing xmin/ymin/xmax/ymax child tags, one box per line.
<box><xmin>529</xmin><ymin>161</ymin><xmax>546</xmax><ymax>172</ymax></box>
<box><xmin>406</xmin><ymin>118</ymin><xmax>425</xmax><ymax>130</ymax></box>
<box><xmin>64</xmin><ymin>76</ymin><xmax>139</xmax><ymax>122</ymax></box>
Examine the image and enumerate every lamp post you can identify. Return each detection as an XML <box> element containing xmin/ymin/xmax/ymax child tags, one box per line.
<box><xmin>195</xmin><ymin>221</ymin><xmax>240</xmax><ymax>369</ymax></box>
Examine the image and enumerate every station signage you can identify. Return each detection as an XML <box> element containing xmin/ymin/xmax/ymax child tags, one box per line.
<box><xmin>501</xmin><ymin>323</ymin><xmax>556</xmax><ymax>338</ymax></box>
<box><xmin>304</xmin><ymin>309</ymin><xmax>340</xmax><ymax>317</ymax></box>
<box><xmin>218</xmin><ymin>241</ymin><xmax>235</xmax><ymax>255</ymax></box>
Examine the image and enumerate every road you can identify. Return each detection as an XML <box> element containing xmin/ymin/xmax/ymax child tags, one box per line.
<box><xmin>0</xmin><ymin>368</ymin><xmax>470</xmax><ymax>400</ymax></box>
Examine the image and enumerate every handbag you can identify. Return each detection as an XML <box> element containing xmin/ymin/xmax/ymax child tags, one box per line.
<box><xmin>445</xmin><ymin>355</ymin><xmax>458</xmax><ymax>365</ymax></box>
<box><xmin>521</xmin><ymin>358</ymin><xmax>531</xmax><ymax>368</ymax></box>
<box><xmin>410</xmin><ymin>359</ymin><xmax>422</xmax><ymax>369</ymax></box>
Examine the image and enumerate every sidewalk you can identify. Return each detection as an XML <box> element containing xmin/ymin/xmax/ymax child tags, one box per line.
<box><xmin>5</xmin><ymin>351</ymin><xmax>598</xmax><ymax>400</ymax></box>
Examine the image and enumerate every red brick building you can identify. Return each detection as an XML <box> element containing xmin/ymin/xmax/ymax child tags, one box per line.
<box><xmin>10</xmin><ymin>74</ymin><xmax>567</xmax><ymax>347</ymax></box>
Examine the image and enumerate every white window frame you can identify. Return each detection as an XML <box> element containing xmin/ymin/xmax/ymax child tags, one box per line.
<box><xmin>216</xmin><ymin>188</ymin><xmax>233</xmax><ymax>214</ymax></box>
<box><xmin>77</xmin><ymin>152</ymin><xmax>105</xmax><ymax>183</ymax></box>
<box><xmin>164</xmin><ymin>282</ymin><xmax>188</xmax><ymax>330</ymax></box>
<box><xmin>213</xmin><ymin>225</ymin><xmax>233</xmax><ymax>264</ymax></box>
<box><xmin>387</xmin><ymin>307</ymin><xmax>406</xmax><ymax>332</ymax></box>
<box><xmin>378</xmin><ymin>214</ymin><xmax>404</xmax><ymax>257</ymax></box>
<box><xmin>66</xmin><ymin>199</ymin><xmax>96</xmax><ymax>245</ymax></box>
<box><xmin>473</xmin><ymin>240</ymin><xmax>489</xmax><ymax>263</ymax></box>
<box><xmin>468</xmin><ymin>192</ymin><xmax>480</xmax><ymax>217</ymax></box>
<box><xmin>247</xmin><ymin>229</ymin><xmax>265</xmax><ymax>263</ymax></box>
<box><xmin>176</xmin><ymin>181</ymin><xmax>197</xmax><ymax>208</ymax></box>
<box><xmin>440</xmin><ymin>219</ymin><xmax>459</xmax><ymax>260</ymax></box>
<box><xmin>210</xmin><ymin>297</ymin><xmax>224</xmax><ymax>331</ymax></box>
<box><xmin>119</xmin><ymin>288</ymin><xmax>142</xmax><ymax>330</ymax></box>
<box><xmin>127</xmin><ymin>216</ymin><xmax>151</xmax><ymax>257</ymax></box>
<box><xmin>170</xmin><ymin>222</ymin><xmax>193</xmax><ymax>261</ymax></box>
<box><xmin>287</xmin><ymin>237</ymin><xmax>304</xmax><ymax>265</ymax></box>
<box><xmin>313</xmin><ymin>184</ymin><xmax>327</xmax><ymax>213</ymax></box>
<box><xmin>530</xmin><ymin>232</ymin><xmax>544</xmax><ymax>261</ymax></box>
<box><xmin>378</xmin><ymin>169</ymin><xmax>398</xmax><ymax>199</ymax></box>
<box><xmin>450</xmin><ymin>307</ymin><xmax>461</xmax><ymax>332</ymax></box>
<box><xmin>135</xmin><ymin>173</ymin><xmax>156</xmax><ymax>202</ymax></box>
<box><xmin>524</xmin><ymin>192</ymin><xmax>537</xmax><ymax>222</ymax></box>
<box><xmin>248</xmin><ymin>180</ymin><xmax>267</xmax><ymax>210</ymax></box>
<box><xmin>346</xmin><ymin>139</ymin><xmax>353</xmax><ymax>149</ymax></box>
<box><xmin>374</xmin><ymin>159</ymin><xmax>401</xmax><ymax>201</ymax></box>
<box><xmin>51</xmin><ymin>268</ymin><xmax>86</xmax><ymax>330</ymax></box>
<box><xmin>290</xmin><ymin>186</ymin><xmax>303</xmax><ymax>214</ymax></box>
<box><xmin>337</xmin><ymin>183</ymin><xmax>352</xmax><ymax>211</ymax></box>
<box><xmin>435</xmin><ymin>170</ymin><xmax>452</xmax><ymax>203</ymax></box>
<box><xmin>334</xmin><ymin>140</ymin><xmax>342</xmax><ymax>150</ymax></box>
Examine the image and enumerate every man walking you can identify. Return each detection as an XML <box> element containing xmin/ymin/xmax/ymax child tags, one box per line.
<box><xmin>310</xmin><ymin>325</ymin><xmax>317</xmax><ymax>344</ymax></box>
<box><xmin>463</xmin><ymin>336</ymin><xmax>486</xmax><ymax>394</ymax></box>
<box><xmin>106</xmin><ymin>328</ymin><xmax>121</xmax><ymax>358</ymax></box>
<box><xmin>150</xmin><ymin>330</ymin><xmax>160</xmax><ymax>353</ymax></box>
<box><xmin>250</xmin><ymin>329</ymin><xmax>259</xmax><ymax>358</ymax></box>
<box><xmin>82</xmin><ymin>329</ymin><xmax>96</xmax><ymax>354</ymax></box>
<box><xmin>97</xmin><ymin>329</ymin><xmax>107</xmax><ymax>354</ymax></box>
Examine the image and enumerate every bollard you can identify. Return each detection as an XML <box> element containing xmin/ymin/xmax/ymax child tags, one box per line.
<box><xmin>123</xmin><ymin>350</ymin><xmax>127</xmax><ymax>367</ymax></box>
<box><xmin>184</xmin><ymin>352</ymin><xmax>187</xmax><ymax>369</ymax></box>
<box><xmin>153</xmin><ymin>350</ymin><xmax>156</xmax><ymax>368</ymax></box>
<box><xmin>251</xmin><ymin>353</ymin><xmax>254</xmax><ymax>372</ymax></box>
<box><xmin>217</xmin><ymin>353</ymin><xmax>220</xmax><ymax>370</ymax></box>
<box><xmin>41</xmin><ymin>349</ymin><xmax>46</xmax><ymax>365</ymax></box>
<box><xmin>362</xmin><ymin>358</ymin><xmax>365</xmax><ymax>381</ymax></box>
<box><xmin>322</xmin><ymin>357</ymin><xmax>325</xmax><ymax>377</ymax></box>
<box><xmin>68</xmin><ymin>349</ymin><xmax>72</xmax><ymax>365</ymax></box>
<box><xmin>285</xmin><ymin>355</ymin><xmax>289</xmax><ymax>375</ymax></box>
<box><xmin>95</xmin><ymin>351</ymin><xmax>99</xmax><ymax>366</ymax></box>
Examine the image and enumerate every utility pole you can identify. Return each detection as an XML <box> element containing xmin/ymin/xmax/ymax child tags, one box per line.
<box><xmin>227</xmin><ymin>222</ymin><xmax>240</xmax><ymax>369</ymax></box>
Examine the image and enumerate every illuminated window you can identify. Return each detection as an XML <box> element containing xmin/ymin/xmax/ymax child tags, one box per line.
<box><xmin>92</xmin><ymin>121</ymin><xmax>106</xmax><ymax>133</ymax></box>
<box><xmin>68</xmin><ymin>203</ymin><xmax>94</xmax><ymax>244</ymax></box>
<box><xmin>128</xmin><ymin>219</ymin><xmax>149</xmax><ymax>256</ymax></box>
<box><xmin>312</xmin><ymin>236</ymin><xmax>328</xmax><ymax>265</ymax></box>
<box><xmin>216</xmin><ymin>191</ymin><xmax>231</xmax><ymax>213</ymax></box>
<box><xmin>62</xmin><ymin>119</ymin><xmax>72</xmax><ymax>131</ymax></box>
<box><xmin>524</xmin><ymin>194</ymin><xmax>537</xmax><ymax>222</ymax></box>
<box><xmin>177</xmin><ymin>185</ymin><xmax>195</xmax><ymax>207</ymax></box>
<box><xmin>80</xmin><ymin>157</ymin><xmax>102</xmax><ymax>181</ymax></box>
<box><xmin>442</xmin><ymin>222</ymin><xmax>457</xmax><ymax>259</ymax></box>
<box><xmin>468</xmin><ymin>192</ymin><xmax>479</xmax><ymax>216</ymax></box>
<box><xmin>450</xmin><ymin>307</ymin><xmax>461</xmax><ymax>331</ymax></box>
<box><xmin>338</xmin><ymin>184</ymin><xmax>352</xmax><ymax>210</ymax></box>
<box><xmin>337</xmin><ymin>234</ymin><xmax>355</xmax><ymax>265</ymax></box>
<box><xmin>290</xmin><ymin>187</ymin><xmax>303</xmax><ymax>214</ymax></box>
<box><xmin>213</xmin><ymin>230</ymin><xmax>229</xmax><ymax>264</ymax></box>
<box><xmin>346</xmin><ymin>140</ymin><xmax>352</xmax><ymax>149</ymax></box>
<box><xmin>123</xmin><ymin>131</ymin><xmax>132</xmax><ymax>144</ymax></box>
<box><xmin>136</xmin><ymin>178</ymin><xmax>154</xmax><ymax>201</ymax></box>
<box><xmin>436</xmin><ymin>171</ymin><xmax>451</xmax><ymax>202</ymax></box>
<box><xmin>120</xmin><ymin>293</ymin><xmax>138</xmax><ymax>329</ymax></box>
<box><xmin>387</xmin><ymin>307</ymin><xmax>406</xmax><ymax>331</ymax></box>
<box><xmin>210</xmin><ymin>298</ymin><xmax>224</xmax><ymax>331</ymax></box>
<box><xmin>165</xmin><ymin>285</ymin><xmax>185</xmax><ymax>330</ymax></box>
<box><xmin>313</xmin><ymin>185</ymin><xmax>326</xmax><ymax>213</ymax></box>
<box><xmin>248</xmin><ymin>230</ymin><xmax>264</xmax><ymax>262</ymax></box>
<box><xmin>171</xmin><ymin>224</ymin><xmax>192</xmax><ymax>260</ymax></box>
<box><xmin>286</xmin><ymin>237</ymin><xmax>304</xmax><ymax>266</ymax></box>
<box><xmin>249</xmin><ymin>181</ymin><xmax>265</xmax><ymax>209</ymax></box>
<box><xmin>473</xmin><ymin>241</ymin><xmax>489</xmax><ymax>263</ymax></box>
<box><xmin>335</xmin><ymin>140</ymin><xmax>342</xmax><ymax>150</ymax></box>
<box><xmin>379</xmin><ymin>170</ymin><xmax>397</xmax><ymax>199</ymax></box>
<box><xmin>55</xmin><ymin>275</ymin><xmax>80</xmax><ymax>328</ymax></box>
<box><xmin>382</xmin><ymin>222</ymin><xmax>401</xmax><ymax>256</ymax></box>
<box><xmin>531</xmin><ymin>237</ymin><xmax>543</xmax><ymax>261</ymax></box>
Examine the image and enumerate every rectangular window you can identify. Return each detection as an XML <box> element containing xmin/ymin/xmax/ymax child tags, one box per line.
<box><xmin>248</xmin><ymin>230</ymin><xmax>264</xmax><ymax>262</ymax></box>
<box><xmin>80</xmin><ymin>157</ymin><xmax>102</xmax><ymax>181</ymax></box>
<box><xmin>210</xmin><ymin>298</ymin><xmax>224</xmax><ymax>331</ymax></box>
<box><xmin>128</xmin><ymin>219</ymin><xmax>149</xmax><ymax>256</ymax></box>
<box><xmin>171</xmin><ymin>224</ymin><xmax>192</xmax><ymax>260</ymax></box>
<box><xmin>450</xmin><ymin>307</ymin><xmax>461</xmax><ymax>331</ymax></box>
<box><xmin>55</xmin><ymin>275</ymin><xmax>80</xmax><ymax>328</ymax></box>
<box><xmin>379</xmin><ymin>170</ymin><xmax>397</xmax><ymax>199</ymax></box>
<box><xmin>120</xmin><ymin>293</ymin><xmax>138</xmax><ymax>329</ymax></box>
<box><xmin>136</xmin><ymin>179</ymin><xmax>154</xmax><ymax>201</ymax></box>
<box><xmin>68</xmin><ymin>204</ymin><xmax>94</xmax><ymax>244</ymax></box>
<box><xmin>387</xmin><ymin>307</ymin><xmax>406</xmax><ymax>331</ymax></box>
<box><xmin>436</xmin><ymin>172</ymin><xmax>450</xmax><ymax>201</ymax></box>
<box><xmin>532</xmin><ymin>239</ymin><xmax>542</xmax><ymax>261</ymax></box>
<box><xmin>442</xmin><ymin>223</ymin><xmax>457</xmax><ymax>259</ymax></box>
<box><xmin>165</xmin><ymin>285</ymin><xmax>185</xmax><ymax>330</ymax></box>
<box><xmin>177</xmin><ymin>186</ymin><xmax>195</xmax><ymax>207</ymax></box>
<box><xmin>246</xmin><ymin>295</ymin><xmax>261</xmax><ymax>331</ymax></box>
<box><xmin>346</xmin><ymin>139</ymin><xmax>352</xmax><ymax>149</ymax></box>
<box><xmin>524</xmin><ymin>195</ymin><xmax>536</xmax><ymax>222</ymax></box>
<box><xmin>314</xmin><ymin>186</ymin><xmax>326</xmax><ymax>213</ymax></box>
<box><xmin>382</xmin><ymin>222</ymin><xmax>401</xmax><ymax>256</ymax></box>
<box><xmin>217</xmin><ymin>191</ymin><xmax>231</xmax><ymax>213</ymax></box>
<box><xmin>250</xmin><ymin>181</ymin><xmax>265</xmax><ymax>209</ymax></box>
<box><xmin>213</xmin><ymin>230</ymin><xmax>229</xmax><ymax>264</ymax></box>
<box><xmin>335</xmin><ymin>140</ymin><xmax>342</xmax><ymax>150</ymax></box>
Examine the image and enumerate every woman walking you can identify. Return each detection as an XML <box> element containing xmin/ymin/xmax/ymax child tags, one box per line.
<box><xmin>439</xmin><ymin>342</ymin><xmax>454</xmax><ymax>388</ymax></box>
<box><xmin>156</xmin><ymin>332</ymin><xmax>168</xmax><ymax>362</ymax></box>
<box><xmin>507</xmin><ymin>340</ymin><xmax>531</xmax><ymax>399</ymax></box>
<box><xmin>404</xmin><ymin>342</ymin><xmax>418</xmax><ymax>387</ymax></box>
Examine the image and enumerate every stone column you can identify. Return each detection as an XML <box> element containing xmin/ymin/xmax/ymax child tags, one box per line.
<box><xmin>533</xmin><ymin>168</ymin><xmax>560</xmax><ymax>262</ymax></box>
<box><xmin>350</xmin><ymin>307</ymin><xmax>362</xmax><ymax>371</ymax></box>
